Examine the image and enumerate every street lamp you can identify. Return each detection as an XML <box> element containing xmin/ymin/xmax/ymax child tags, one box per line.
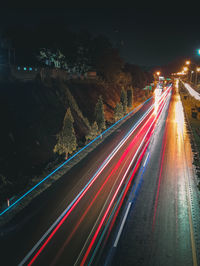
<box><xmin>195</xmin><ymin>67</ymin><xmax>200</xmax><ymax>85</ymax></box>
<box><xmin>185</xmin><ymin>60</ymin><xmax>191</xmax><ymax>65</ymax></box>
<box><xmin>156</xmin><ymin>71</ymin><xmax>160</xmax><ymax>76</ymax></box>
<box><xmin>197</xmin><ymin>49</ymin><xmax>200</xmax><ymax>56</ymax></box>
<box><xmin>190</xmin><ymin>70</ymin><xmax>194</xmax><ymax>82</ymax></box>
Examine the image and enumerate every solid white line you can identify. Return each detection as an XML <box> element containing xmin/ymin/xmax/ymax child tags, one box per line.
<box><xmin>143</xmin><ymin>152</ymin><xmax>149</xmax><ymax>167</ymax></box>
<box><xmin>113</xmin><ymin>202</ymin><xmax>132</xmax><ymax>248</ymax></box>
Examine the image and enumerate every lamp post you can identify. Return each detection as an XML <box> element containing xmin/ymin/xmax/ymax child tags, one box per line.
<box><xmin>182</xmin><ymin>67</ymin><xmax>188</xmax><ymax>82</ymax></box>
<box><xmin>195</xmin><ymin>67</ymin><xmax>200</xmax><ymax>85</ymax></box>
<box><xmin>190</xmin><ymin>70</ymin><xmax>194</xmax><ymax>82</ymax></box>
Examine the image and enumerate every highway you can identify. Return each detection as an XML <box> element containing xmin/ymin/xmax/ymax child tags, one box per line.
<box><xmin>104</xmin><ymin>85</ymin><xmax>200</xmax><ymax>266</ymax></box>
<box><xmin>0</xmin><ymin>85</ymin><xmax>173</xmax><ymax>265</ymax></box>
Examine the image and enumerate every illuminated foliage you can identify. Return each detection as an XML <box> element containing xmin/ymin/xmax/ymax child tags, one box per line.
<box><xmin>38</xmin><ymin>48</ymin><xmax>66</xmax><ymax>69</ymax></box>
<box><xmin>114</xmin><ymin>102</ymin><xmax>124</xmax><ymax>122</ymax></box>
<box><xmin>85</xmin><ymin>121</ymin><xmax>99</xmax><ymax>141</ymax></box>
<box><xmin>54</xmin><ymin>108</ymin><xmax>77</xmax><ymax>157</ymax></box>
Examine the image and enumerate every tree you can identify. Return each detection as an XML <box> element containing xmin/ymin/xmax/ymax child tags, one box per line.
<box><xmin>37</xmin><ymin>48</ymin><xmax>66</xmax><ymax>69</ymax></box>
<box><xmin>127</xmin><ymin>87</ymin><xmax>133</xmax><ymax>108</ymax></box>
<box><xmin>120</xmin><ymin>88</ymin><xmax>127</xmax><ymax>114</ymax></box>
<box><xmin>95</xmin><ymin>95</ymin><xmax>106</xmax><ymax>132</ymax></box>
<box><xmin>114</xmin><ymin>102</ymin><xmax>124</xmax><ymax>122</ymax></box>
<box><xmin>54</xmin><ymin>108</ymin><xmax>77</xmax><ymax>158</ymax></box>
<box><xmin>85</xmin><ymin>121</ymin><xmax>99</xmax><ymax>141</ymax></box>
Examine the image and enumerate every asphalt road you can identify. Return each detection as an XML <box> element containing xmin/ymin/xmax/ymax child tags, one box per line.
<box><xmin>105</xmin><ymin>87</ymin><xmax>200</xmax><ymax>266</ymax></box>
<box><xmin>0</xmin><ymin>86</ymin><xmax>173</xmax><ymax>265</ymax></box>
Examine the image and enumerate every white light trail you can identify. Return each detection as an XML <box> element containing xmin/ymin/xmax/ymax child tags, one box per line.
<box><xmin>184</xmin><ymin>83</ymin><xmax>200</xmax><ymax>100</ymax></box>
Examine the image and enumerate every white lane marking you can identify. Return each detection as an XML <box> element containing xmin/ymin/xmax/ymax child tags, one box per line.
<box><xmin>113</xmin><ymin>202</ymin><xmax>132</xmax><ymax>247</ymax></box>
<box><xmin>143</xmin><ymin>152</ymin><xmax>149</xmax><ymax>167</ymax></box>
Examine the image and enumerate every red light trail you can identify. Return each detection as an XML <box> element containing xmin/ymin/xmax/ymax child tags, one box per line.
<box><xmin>24</xmin><ymin>85</ymin><xmax>172</xmax><ymax>266</ymax></box>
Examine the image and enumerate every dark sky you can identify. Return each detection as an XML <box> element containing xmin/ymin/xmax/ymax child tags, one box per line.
<box><xmin>0</xmin><ymin>8</ymin><xmax>200</xmax><ymax>66</ymax></box>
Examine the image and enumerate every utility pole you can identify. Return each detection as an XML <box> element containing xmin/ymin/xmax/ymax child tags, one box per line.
<box><xmin>195</xmin><ymin>67</ymin><xmax>200</xmax><ymax>85</ymax></box>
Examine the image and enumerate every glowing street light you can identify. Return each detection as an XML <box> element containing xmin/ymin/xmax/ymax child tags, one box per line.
<box><xmin>156</xmin><ymin>71</ymin><xmax>160</xmax><ymax>76</ymax></box>
<box><xmin>190</xmin><ymin>70</ymin><xmax>194</xmax><ymax>82</ymax></box>
<box><xmin>197</xmin><ymin>49</ymin><xmax>200</xmax><ymax>56</ymax></box>
<box><xmin>185</xmin><ymin>60</ymin><xmax>191</xmax><ymax>65</ymax></box>
<box><xmin>183</xmin><ymin>66</ymin><xmax>188</xmax><ymax>72</ymax></box>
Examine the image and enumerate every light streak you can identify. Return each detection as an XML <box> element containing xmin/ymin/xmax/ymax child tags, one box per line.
<box><xmin>90</xmin><ymin>88</ymin><xmax>172</xmax><ymax>264</ymax></box>
<box><xmin>82</xmin><ymin>87</ymin><xmax>172</xmax><ymax>265</ymax></box>
<box><xmin>75</xmin><ymin>114</ymin><xmax>155</xmax><ymax>265</ymax></box>
<box><xmin>80</xmin><ymin>94</ymin><xmax>170</xmax><ymax>265</ymax></box>
<box><xmin>184</xmin><ymin>82</ymin><xmax>200</xmax><ymax>100</ymax></box>
<box><xmin>88</xmin><ymin>133</ymin><xmax>152</xmax><ymax>266</ymax></box>
<box><xmin>22</xmin><ymin>87</ymin><xmax>172</xmax><ymax>265</ymax></box>
<box><xmin>93</xmin><ymin>138</ymin><xmax>152</xmax><ymax>266</ymax></box>
<box><xmin>51</xmin><ymin>130</ymin><xmax>140</xmax><ymax>264</ymax></box>
<box><xmin>20</xmin><ymin>101</ymin><xmax>154</xmax><ymax>266</ymax></box>
<box><xmin>53</xmin><ymin>107</ymin><xmax>155</xmax><ymax>263</ymax></box>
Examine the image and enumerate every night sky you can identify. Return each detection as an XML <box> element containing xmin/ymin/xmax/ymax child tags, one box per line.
<box><xmin>0</xmin><ymin>8</ymin><xmax>200</xmax><ymax>67</ymax></box>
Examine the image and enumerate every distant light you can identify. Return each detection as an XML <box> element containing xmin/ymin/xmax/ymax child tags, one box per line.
<box><xmin>29</xmin><ymin>67</ymin><xmax>32</xmax><ymax>71</ymax></box>
<box><xmin>185</xmin><ymin>60</ymin><xmax>190</xmax><ymax>65</ymax></box>
<box><xmin>24</xmin><ymin>67</ymin><xmax>27</xmax><ymax>71</ymax></box>
<box><xmin>156</xmin><ymin>71</ymin><xmax>160</xmax><ymax>76</ymax></box>
<box><xmin>198</xmin><ymin>49</ymin><xmax>200</xmax><ymax>56</ymax></box>
<box><xmin>183</xmin><ymin>67</ymin><xmax>188</xmax><ymax>72</ymax></box>
<box><xmin>17</xmin><ymin>66</ymin><xmax>20</xmax><ymax>70</ymax></box>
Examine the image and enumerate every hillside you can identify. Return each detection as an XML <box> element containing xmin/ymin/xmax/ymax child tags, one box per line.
<box><xmin>0</xmin><ymin>69</ymin><xmax>151</xmax><ymax>203</ymax></box>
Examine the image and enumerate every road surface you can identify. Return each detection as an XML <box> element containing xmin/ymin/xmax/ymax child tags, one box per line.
<box><xmin>104</xmin><ymin>86</ymin><xmax>200</xmax><ymax>266</ymax></box>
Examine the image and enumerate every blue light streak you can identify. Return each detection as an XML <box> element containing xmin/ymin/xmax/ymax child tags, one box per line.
<box><xmin>0</xmin><ymin>97</ymin><xmax>152</xmax><ymax>217</ymax></box>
